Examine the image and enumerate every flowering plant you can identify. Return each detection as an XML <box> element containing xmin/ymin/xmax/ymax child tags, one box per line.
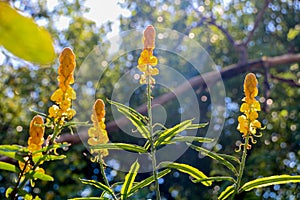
<box><xmin>0</xmin><ymin>25</ymin><xmax>300</xmax><ymax>200</ymax></box>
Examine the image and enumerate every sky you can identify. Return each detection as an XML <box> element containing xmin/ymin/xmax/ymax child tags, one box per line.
<box><xmin>47</xmin><ymin>0</ymin><xmax>130</xmax><ymax>35</ymax></box>
<box><xmin>83</xmin><ymin>0</ymin><xmax>131</xmax><ymax>37</ymax></box>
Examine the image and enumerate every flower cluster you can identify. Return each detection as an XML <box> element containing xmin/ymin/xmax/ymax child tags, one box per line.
<box><xmin>88</xmin><ymin>99</ymin><xmax>109</xmax><ymax>158</ymax></box>
<box><xmin>137</xmin><ymin>25</ymin><xmax>159</xmax><ymax>85</ymax></box>
<box><xmin>48</xmin><ymin>47</ymin><xmax>76</xmax><ymax>125</ymax></box>
<box><xmin>237</xmin><ymin>73</ymin><xmax>262</xmax><ymax>149</ymax></box>
<box><xmin>19</xmin><ymin>115</ymin><xmax>45</xmax><ymax>176</ymax></box>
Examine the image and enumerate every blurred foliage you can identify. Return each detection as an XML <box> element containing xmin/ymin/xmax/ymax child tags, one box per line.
<box><xmin>0</xmin><ymin>0</ymin><xmax>300</xmax><ymax>199</ymax></box>
<box><xmin>0</xmin><ymin>2</ymin><xmax>55</xmax><ymax>64</ymax></box>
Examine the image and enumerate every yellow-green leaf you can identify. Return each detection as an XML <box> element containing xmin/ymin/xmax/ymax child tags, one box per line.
<box><xmin>161</xmin><ymin>136</ymin><xmax>214</xmax><ymax>144</ymax></box>
<box><xmin>91</xmin><ymin>143</ymin><xmax>147</xmax><ymax>153</ymax></box>
<box><xmin>159</xmin><ymin>161</ymin><xmax>212</xmax><ymax>186</ymax></box>
<box><xmin>240</xmin><ymin>175</ymin><xmax>300</xmax><ymax>192</ymax></box>
<box><xmin>108</xmin><ymin>99</ymin><xmax>149</xmax><ymax>139</ymax></box>
<box><xmin>26</xmin><ymin>171</ymin><xmax>54</xmax><ymax>181</ymax></box>
<box><xmin>155</xmin><ymin>120</ymin><xmax>192</xmax><ymax>147</ymax></box>
<box><xmin>5</xmin><ymin>187</ymin><xmax>13</xmax><ymax>198</ymax></box>
<box><xmin>189</xmin><ymin>144</ymin><xmax>238</xmax><ymax>176</ymax></box>
<box><xmin>0</xmin><ymin>2</ymin><xmax>55</xmax><ymax>64</ymax></box>
<box><xmin>129</xmin><ymin>169</ymin><xmax>171</xmax><ymax>197</ymax></box>
<box><xmin>80</xmin><ymin>178</ymin><xmax>114</xmax><ymax>196</ymax></box>
<box><xmin>192</xmin><ymin>176</ymin><xmax>235</xmax><ymax>184</ymax></box>
<box><xmin>121</xmin><ymin>160</ymin><xmax>140</xmax><ymax>200</ymax></box>
<box><xmin>186</xmin><ymin>122</ymin><xmax>208</xmax><ymax>130</ymax></box>
<box><xmin>287</xmin><ymin>24</ymin><xmax>300</xmax><ymax>41</ymax></box>
<box><xmin>0</xmin><ymin>144</ymin><xmax>25</xmax><ymax>162</ymax></box>
<box><xmin>0</xmin><ymin>161</ymin><xmax>20</xmax><ymax>173</ymax></box>
<box><xmin>218</xmin><ymin>185</ymin><xmax>235</xmax><ymax>200</ymax></box>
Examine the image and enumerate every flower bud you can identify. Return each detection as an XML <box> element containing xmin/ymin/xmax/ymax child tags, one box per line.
<box><xmin>143</xmin><ymin>25</ymin><xmax>156</xmax><ymax>50</ymax></box>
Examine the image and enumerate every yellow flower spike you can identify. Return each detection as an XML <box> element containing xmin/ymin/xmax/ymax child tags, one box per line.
<box><xmin>137</xmin><ymin>25</ymin><xmax>159</xmax><ymax>85</ymax></box>
<box><xmin>237</xmin><ymin>73</ymin><xmax>262</xmax><ymax>149</ymax></box>
<box><xmin>19</xmin><ymin>115</ymin><xmax>45</xmax><ymax>176</ymax></box>
<box><xmin>88</xmin><ymin>99</ymin><xmax>109</xmax><ymax>158</ymax></box>
<box><xmin>48</xmin><ymin>47</ymin><xmax>77</xmax><ymax>125</ymax></box>
<box><xmin>28</xmin><ymin>115</ymin><xmax>45</xmax><ymax>152</ymax></box>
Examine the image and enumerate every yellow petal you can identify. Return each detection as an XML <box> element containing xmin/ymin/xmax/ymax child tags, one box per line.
<box><xmin>252</xmin><ymin>100</ymin><xmax>261</xmax><ymax>111</ymax></box>
<box><xmin>50</xmin><ymin>89</ymin><xmax>63</xmax><ymax>102</ymax></box>
<box><xmin>149</xmin><ymin>56</ymin><xmax>158</xmax><ymax>66</ymax></box>
<box><xmin>240</xmin><ymin>103</ymin><xmax>249</xmax><ymax>112</ymax></box>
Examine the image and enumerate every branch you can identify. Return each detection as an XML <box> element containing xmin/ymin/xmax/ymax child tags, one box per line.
<box><xmin>263</xmin><ymin>65</ymin><xmax>271</xmax><ymax>112</ymax></box>
<box><xmin>53</xmin><ymin>53</ymin><xmax>300</xmax><ymax>145</ymax></box>
<box><xmin>207</xmin><ymin>19</ymin><xmax>235</xmax><ymax>46</ymax></box>
<box><xmin>191</xmin><ymin>5</ymin><xmax>236</xmax><ymax>46</ymax></box>
<box><xmin>244</xmin><ymin>0</ymin><xmax>272</xmax><ymax>45</ymax></box>
<box><xmin>270</xmin><ymin>74</ymin><xmax>300</xmax><ymax>87</ymax></box>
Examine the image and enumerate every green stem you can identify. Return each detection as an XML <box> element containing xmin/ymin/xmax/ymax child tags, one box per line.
<box><xmin>233</xmin><ymin>135</ymin><xmax>250</xmax><ymax>199</ymax></box>
<box><xmin>13</xmin><ymin>124</ymin><xmax>62</xmax><ymax>198</ymax></box>
<box><xmin>146</xmin><ymin>72</ymin><xmax>161</xmax><ymax>200</ymax></box>
<box><xmin>98</xmin><ymin>156</ymin><xmax>118</xmax><ymax>200</ymax></box>
<box><xmin>10</xmin><ymin>158</ymin><xmax>30</xmax><ymax>200</ymax></box>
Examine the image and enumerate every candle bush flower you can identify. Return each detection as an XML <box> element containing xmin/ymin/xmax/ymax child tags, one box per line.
<box><xmin>137</xmin><ymin>25</ymin><xmax>159</xmax><ymax>85</ymax></box>
<box><xmin>48</xmin><ymin>47</ymin><xmax>76</xmax><ymax>126</ymax></box>
<box><xmin>0</xmin><ymin>26</ymin><xmax>299</xmax><ymax>200</ymax></box>
<box><xmin>237</xmin><ymin>73</ymin><xmax>262</xmax><ymax>150</ymax></box>
<box><xmin>88</xmin><ymin>99</ymin><xmax>109</xmax><ymax>159</ymax></box>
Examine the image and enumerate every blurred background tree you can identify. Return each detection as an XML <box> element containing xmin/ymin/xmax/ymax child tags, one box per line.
<box><xmin>0</xmin><ymin>0</ymin><xmax>299</xmax><ymax>199</ymax></box>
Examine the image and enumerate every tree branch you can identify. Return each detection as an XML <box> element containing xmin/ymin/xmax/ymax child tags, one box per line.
<box><xmin>270</xmin><ymin>74</ymin><xmax>300</xmax><ymax>87</ymax></box>
<box><xmin>244</xmin><ymin>0</ymin><xmax>272</xmax><ymax>45</ymax></box>
<box><xmin>207</xmin><ymin>19</ymin><xmax>236</xmax><ymax>46</ymax></box>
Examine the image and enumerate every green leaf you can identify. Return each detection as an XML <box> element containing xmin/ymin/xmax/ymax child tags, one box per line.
<box><xmin>240</xmin><ymin>175</ymin><xmax>300</xmax><ymax>192</ymax></box>
<box><xmin>192</xmin><ymin>176</ymin><xmax>236</xmax><ymax>184</ymax></box>
<box><xmin>129</xmin><ymin>169</ymin><xmax>171</xmax><ymax>197</ymax></box>
<box><xmin>189</xmin><ymin>144</ymin><xmax>238</xmax><ymax>176</ymax></box>
<box><xmin>91</xmin><ymin>143</ymin><xmax>147</xmax><ymax>153</ymax></box>
<box><xmin>217</xmin><ymin>153</ymin><xmax>241</xmax><ymax>165</ymax></box>
<box><xmin>5</xmin><ymin>187</ymin><xmax>13</xmax><ymax>198</ymax></box>
<box><xmin>35</xmin><ymin>143</ymin><xmax>70</xmax><ymax>154</ymax></box>
<box><xmin>121</xmin><ymin>160</ymin><xmax>140</xmax><ymax>200</ymax></box>
<box><xmin>0</xmin><ymin>144</ymin><xmax>26</xmax><ymax>162</ymax></box>
<box><xmin>162</xmin><ymin>136</ymin><xmax>214</xmax><ymax>144</ymax></box>
<box><xmin>108</xmin><ymin>100</ymin><xmax>149</xmax><ymax>139</ymax></box>
<box><xmin>159</xmin><ymin>161</ymin><xmax>212</xmax><ymax>186</ymax></box>
<box><xmin>24</xmin><ymin>170</ymin><xmax>54</xmax><ymax>181</ymax></box>
<box><xmin>0</xmin><ymin>161</ymin><xmax>20</xmax><ymax>173</ymax></box>
<box><xmin>186</xmin><ymin>122</ymin><xmax>209</xmax><ymax>130</ymax></box>
<box><xmin>118</xmin><ymin>107</ymin><xmax>150</xmax><ymax>139</ymax></box>
<box><xmin>0</xmin><ymin>2</ymin><xmax>55</xmax><ymax>64</ymax></box>
<box><xmin>287</xmin><ymin>24</ymin><xmax>300</xmax><ymax>41</ymax></box>
<box><xmin>218</xmin><ymin>185</ymin><xmax>235</xmax><ymax>200</ymax></box>
<box><xmin>80</xmin><ymin>178</ymin><xmax>114</xmax><ymax>196</ymax></box>
<box><xmin>32</xmin><ymin>154</ymin><xmax>66</xmax><ymax>163</ymax></box>
<box><xmin>155</xmin><ymin>120</ymin><xmax>192</xmax><ymax>147</ymax></box>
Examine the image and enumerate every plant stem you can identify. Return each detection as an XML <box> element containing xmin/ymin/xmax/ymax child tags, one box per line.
<box><xmin>146</xmin><ymin>71</ymin><xmax>161</xmax><ymax>200</ymax></box>
<box><xmin>11</xmin><ymin>158</ymin><xmax>30</xmax><ymax>200</ymax></box>
<box><xmin>233</xmin><ymin>135</ymin><xmax>250</xmax><ymax>198</ymax></box>
<box><xmin>12</xmin><ymin>124</ymin><xmax>62</xmax><ymax>198</ymax></box>
<box><xmin>98</xmin><ymin>156</ymin><xmax>118</xmax><ymax>200</ymax></box>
